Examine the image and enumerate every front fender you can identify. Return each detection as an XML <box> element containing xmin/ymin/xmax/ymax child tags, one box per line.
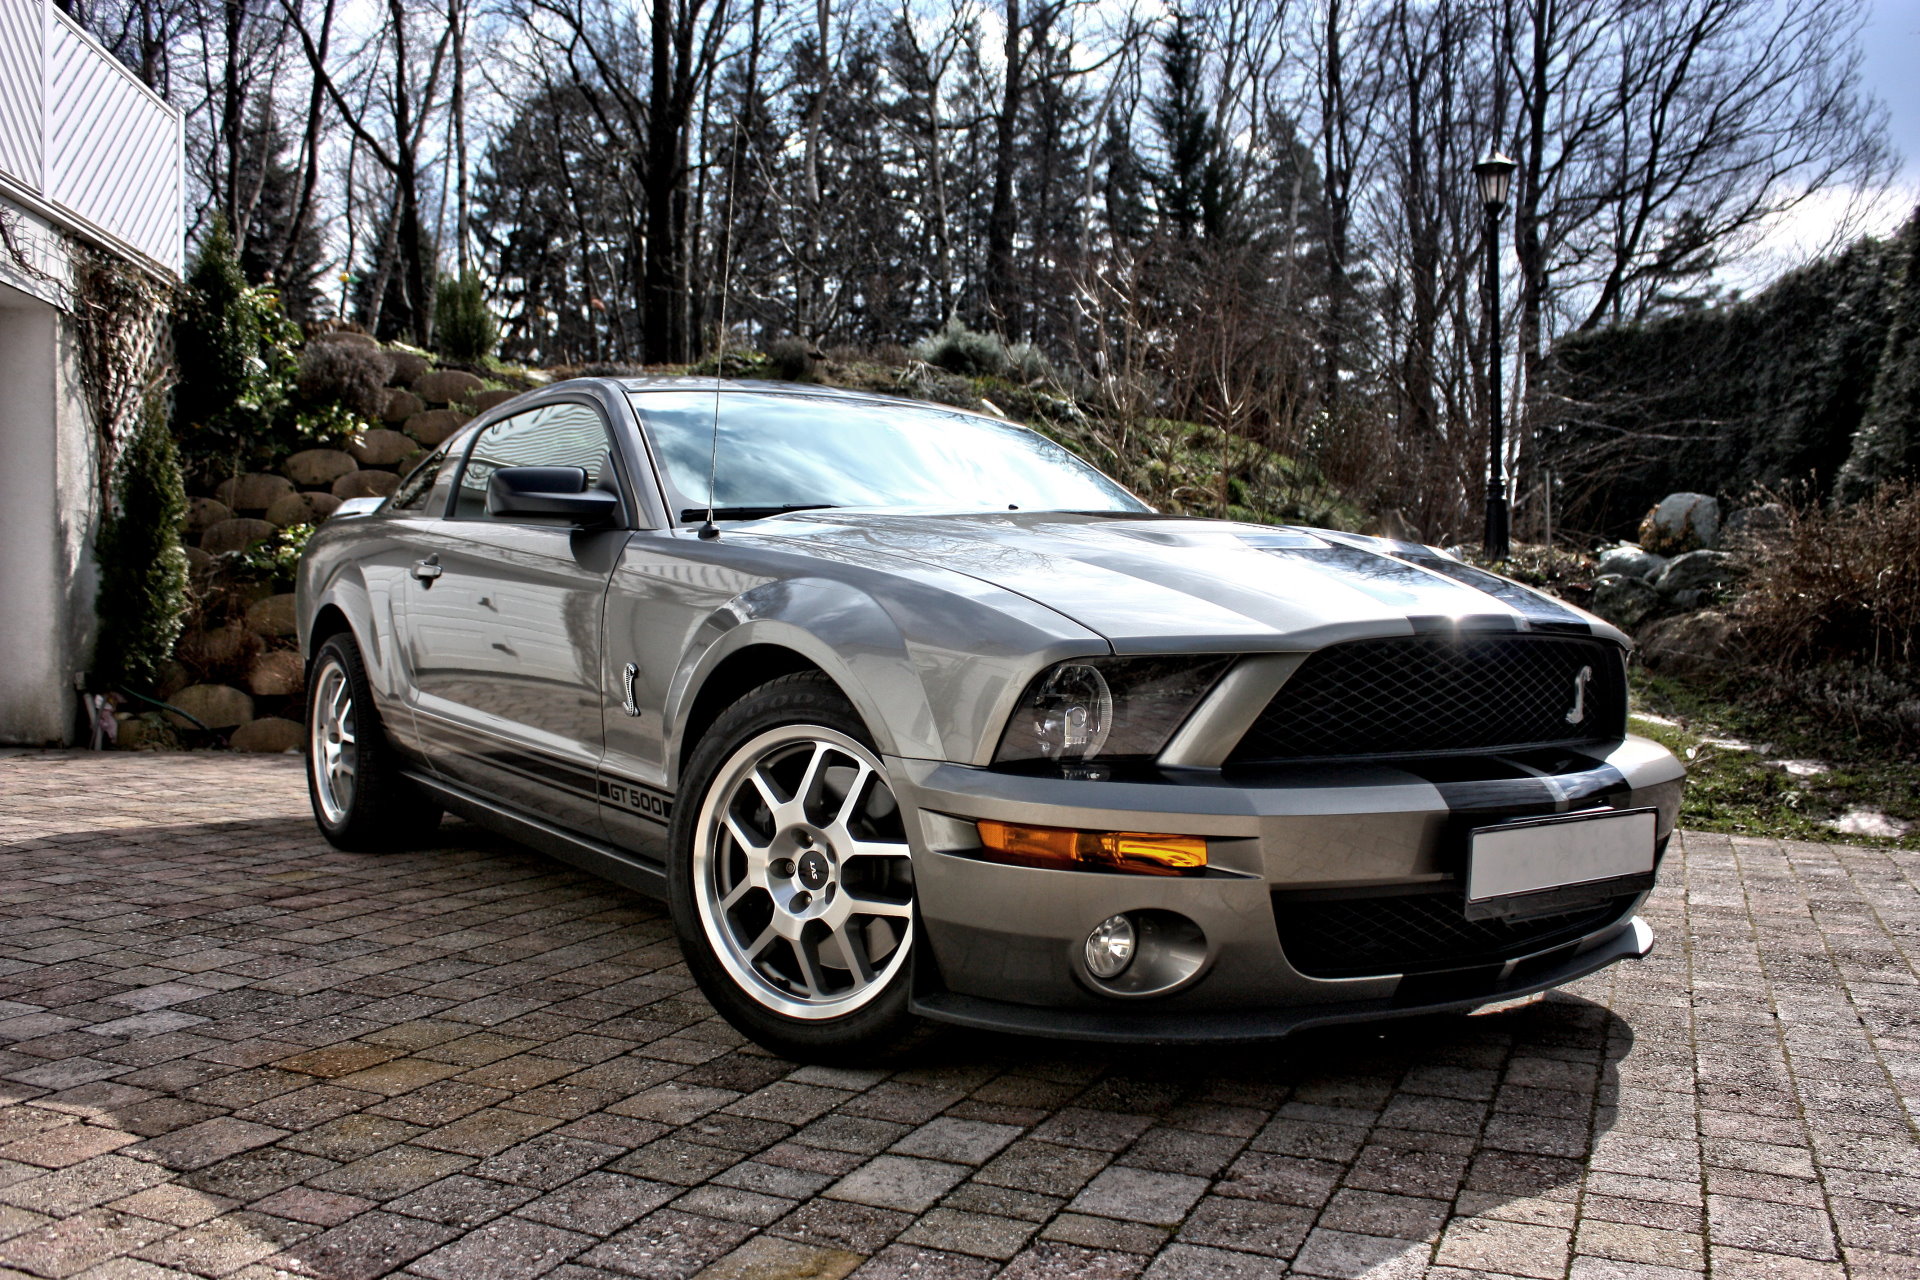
<box><xmin>664</xmin><ymin>569</ymin><xmax>1106</xmax><ymax>785</ymax></box>
<box><xmin>295</xmin><ymin>521</ymin><xmax>413</xmax><ymax>714</ymax></box>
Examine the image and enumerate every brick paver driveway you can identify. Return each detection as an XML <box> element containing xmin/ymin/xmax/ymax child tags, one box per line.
<box><xmin>0</xmin><ymin>753</ymin><xmax>1913</xmax><ymax>1280</ymax></box>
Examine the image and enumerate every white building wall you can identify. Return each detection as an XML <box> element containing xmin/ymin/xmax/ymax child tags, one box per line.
<box><xmin>0</xmin><ymin>224</ymin><xmax>94</xmax><ymax>744</ymax></box>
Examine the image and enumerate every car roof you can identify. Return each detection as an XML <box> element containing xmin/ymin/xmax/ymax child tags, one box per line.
<box><xmin>610</xmin><ymin>376</ymin><xmax>1013</xmax><ymax>425</ymax></box>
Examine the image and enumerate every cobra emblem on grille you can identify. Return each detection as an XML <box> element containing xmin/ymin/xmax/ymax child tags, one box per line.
<box><xmin>1565</xmin><ymin>664</ymin><xmax>1594</xmax><ymax>725</ymax></box>
<box><xmin>621</xmin><ymin>662</ymin><xmax>642</xmax><ymax>717</ymax></box>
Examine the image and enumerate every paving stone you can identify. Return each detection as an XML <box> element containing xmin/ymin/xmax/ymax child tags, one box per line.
<box><xmin>827</xmin><ymin>1156</ymin><xmax>968</xmax><ymax>1214</ymax></box>
<box><xmin>409</xmin><ymin>1215</ymin><xmax>593</xmax><ymax>1279</ymax></box>
<box><xmin>691</xmin><ymin>1235</ymin><xmax>863</xmax><ymax>1280</ymax></box>
<box><xmin>1067</xmin><ymin>1166</ymin><xmax>1208</xmax><ymax>1227</ymax></box>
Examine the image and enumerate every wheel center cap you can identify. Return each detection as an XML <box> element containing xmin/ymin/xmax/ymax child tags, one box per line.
<box><xmin>797</xmin><ymin>849</ymin><xmax>831</xmax><ymax>890</ymax></box>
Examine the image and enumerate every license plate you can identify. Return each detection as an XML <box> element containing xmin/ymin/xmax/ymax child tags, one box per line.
<box><xmin>1466</xmin><ymin>808</ymin><xmax>1657</xmax><ymax>919</ymax></box>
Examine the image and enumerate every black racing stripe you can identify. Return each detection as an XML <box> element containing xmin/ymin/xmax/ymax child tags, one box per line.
<box><xmin>1391</xmin><ymin>549</ymin><xmax>1595</xmax><ymax>632</ymax></box>
<box><xmin>1401</xmin><ymin>751</ymin><xmax>1633</xmax><ymax>877</ymax></box>
<box><xmin>411</xmin><ymin>715</ymin><xmax>673</xmax><ymax>825</ymax></box>
<box><xmin>598</xmin><ymin>775</ymin><xmax>674</xmax><ymax>826</ymax></box>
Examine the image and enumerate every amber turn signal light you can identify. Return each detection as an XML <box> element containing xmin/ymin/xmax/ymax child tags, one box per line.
<box><xmin>974</xmin><ymin>820</ymin><xmax>1207</xmax><ymax>876</ymax></box>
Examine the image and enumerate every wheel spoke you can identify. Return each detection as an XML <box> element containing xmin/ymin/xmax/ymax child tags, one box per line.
<box><xmin>842</xmin><ymin>891</ymin><xmax>912</xmax><ymax>919</ymax></box>
<box><xmin>720</xmin><ymin>878</ymin><xmax>757</xmax><ymax>911</ymax></box>
<box><xmin>742</xmin><ymin>922</ymin><xmax>780</xmax><ymax>959</ymax></box>
<box><xmin>793</xmin><ymin>933</ymin><xmax>829</xmax><ymax>998</ymax></box>
<box><xmin>841</xmin><ymin>837</ymin><xmax>912</xmax><ymax>863</ymax></box>
<box><xmin>828</xmin><ymin>924</ymin><xmax>874</xmax><ymax>984</ymax></box>
<box><xmin>832</xmin><ymin>761</ymin><xmax>874</xmax><ymax>827</ymax></box>
<box><xmin>794</xmin><ymin>743</ymin><xmax>830</xmax><ymax>816</ymax></box>
<box><xmin>723</xmin><ymin>813</ymin><xmax>769</xmax><ymax>858</ymax></box>
<box><xmin>747</xmin><ymin>766</ymin><xmax>785</xmax><ymax>819</ymax></box>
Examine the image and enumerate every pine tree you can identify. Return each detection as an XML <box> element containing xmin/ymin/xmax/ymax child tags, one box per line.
<box><xmin>174</xmin><ymin>218</ymin><xmax>261</xmax><ymax>435</ymax></box>
<box><xmin>1838</xmin><ymin>209</ymin><xmax>1920</xmax><ymax>502</ymax></box>
<box><xmin>1148</xmin><ymin>10</ymin><xmax>1236</xmax><ymax>243</ymax></box>
<box><xmin>92</xmin><ymin>398</ymin><xmax>189</xmax><ymax>694</ymax></box>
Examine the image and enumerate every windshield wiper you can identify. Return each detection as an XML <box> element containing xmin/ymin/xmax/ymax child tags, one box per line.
<box><xmin>679</xmin><ymin>503</ymin><xmax>842</xmax><ymax>522</ymax></box>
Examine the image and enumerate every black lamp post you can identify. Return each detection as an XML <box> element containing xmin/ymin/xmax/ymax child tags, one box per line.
<box><xmin>1473</xmin><ymin>152</ymin><xmax>1517</xmax><ymax>560</ymax></box>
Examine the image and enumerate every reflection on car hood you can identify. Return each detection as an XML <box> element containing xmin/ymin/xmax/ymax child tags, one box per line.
<box><xmin>741</xmin><ymin>510</ymin><xmax>1626</xmax><ymax>654</ymax></box>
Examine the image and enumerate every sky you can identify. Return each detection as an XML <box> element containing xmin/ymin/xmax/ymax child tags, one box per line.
<box><xmin>1865</xmin><ymin>0</ymin><xmax>1920</xmax><ymax>187</ymax></box>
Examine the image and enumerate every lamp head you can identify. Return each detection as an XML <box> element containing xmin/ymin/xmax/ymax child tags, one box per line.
<box><xmin>1473</xmin><ymin>153</ymin><xmax>1518</xmax><ymax>212</ymax></box>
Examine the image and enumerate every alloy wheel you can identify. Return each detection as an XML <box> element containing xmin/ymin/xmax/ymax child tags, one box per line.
<box><xmin>691</xmin><ymin>725</ymin><xmax>914</xmax><ymax>1019</ymax></box>
<box><xmin>310</xmin><ymin>660</ymin><xmax>358</xmax><ymax>825</ymax></box>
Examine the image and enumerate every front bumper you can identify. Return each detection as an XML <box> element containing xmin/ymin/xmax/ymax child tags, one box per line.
<box><xmin>889</xmin><ymin>734</ymin><xmax>1683</xmax><ymax>1041</ymax></box>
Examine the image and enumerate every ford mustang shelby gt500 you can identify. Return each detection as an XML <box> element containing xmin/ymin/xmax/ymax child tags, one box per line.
<box><xmin>297</xmin><ymin>378</ymin><xmax>1684</xmax><ymax>1059</ymax></box>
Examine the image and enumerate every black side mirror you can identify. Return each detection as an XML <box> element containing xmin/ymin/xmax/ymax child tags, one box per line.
<box><xmin>486</xmin><ymin>466</ymin><xmax>621</xmax><ymax>525</ymax></box>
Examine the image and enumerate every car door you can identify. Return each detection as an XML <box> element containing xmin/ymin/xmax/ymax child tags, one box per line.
<box><xmin>399</xmin><ymin>398</ymin><xmax>632</xmax><ymax>833</ymax></box>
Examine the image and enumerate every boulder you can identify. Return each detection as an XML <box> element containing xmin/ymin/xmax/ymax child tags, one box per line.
<box><xmin>201</xmin><ymin>517</ymin><xmax>277</xmax><ymax>555</ymax></box>
<box><xmin>1638</xmin><ymin>491</ymin><xmax>1721</xmax><ymax>556</ymax></box>
<box><xmin>471</xmin><ymin>388</ymin><xmax>521</xmax><ymax>413</ymax></box>
<box><xmin>383</xmin><ymin>388</ymin><xmax>426</xmax><ymax>422</ymax></box>
<box><xmin>166</xmin><ymin>683</ymin><xmax>255</xmax><ymax>730</ymax></box>
<box><xmin>310</xmin><ymin>328</ymin><xmax>378</xmax><ymax>350</ymax></box>
<box><xmin>265</xmin><ymin>491</ymin><xmax>343</xmax><ymax>529</ymax></box>
<box><xmin>184</xmin><ymin>496</ymin><xmax>232</xmax><ymax>534</ymax></box>
<box><xmin>404</xmin><ymin>409</ymin><xmax>468</xmax><ymax>446</ymax></box>
<box><xmin>333</xmin><ymin>469</ymin><xmax>401</xmax><ymax>500</ymax></box>
<box><xmin>1655</xmin><ymin>548</ymin><xmax>1743</xmax><ymax>601</ymax></box>
<box><xmin>214</xmin><ymin>472</ymin><xmax>296</xmax><ymax>513</ymax></box>
<box><xmin>183</xmin><ymin>546</ymin><xmax>214</xmax><ymax>579</ymax></box>
<box><xmin>1636</xmin><ymin>610</ymin><xmax>1735</xmax><ymax>678</ymax></box>
<box><xmin>247</xmin><ymin>593</ymin><xmax>299</xmax><ymax>638</ymax></box>
<box><xmin>231</xmin><ymin>716</ymin><xmax>304</xmax><ymax>753</ymax></box>
<box><xmin>387</xmin><ymin>349</ymin><xmax>431</xmax><ymax>386</ymax></box>
<box><xmin>178</xmin><ymin>623</ymin><xmax>257</xmax><ymax>675</ymax></box>
<box><xmin>1589</xmin><ymin>574</ymin><xmax>1661</xmax><ymax>629</ymax></box>
<box><xmin>1722</xmin><ymin>503</ymin><xmax>1790</xmax><ymax>548</ymax></box>
<box><xmin>154</xmin><ymin>660</ymin><xmax>192</xmax><ymax>700</ymax></box>
<box><xmin>284</xmin><ymin>448</ymin><xmax>359</xmax><ymax>488</ymax></box>
<box><xmin>348</xmin><ymin>428</ymin><xmax>418</xmax><ymax>467</ymax></box>
<box><xmin>1594</xmin><ymin>543</ymin><xmax>1668</xmax><ymax>582</ymax></box>
<box><xmin>247</xmin><ymin>650</ymin><xmax>306</xmax><ymax>698</ymax></box>
<box><xmin>413</xmin><ymin>368</ymin><xmax>485</xmax><ymax>405</ymax></box>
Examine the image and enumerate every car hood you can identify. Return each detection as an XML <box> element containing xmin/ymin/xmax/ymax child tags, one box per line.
<box><xmin>738</xmin><ymin>510</ymin><xmax>1626</xmax><ymax>654</ymax></box>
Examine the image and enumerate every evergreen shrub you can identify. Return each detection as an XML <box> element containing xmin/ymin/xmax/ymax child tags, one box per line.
<box><xmin>767</xmin><ymin>337</ymin><xmax>816</xmax><ymax>381</ymax></box>
<box><xmin>93</xmin><ymin>399</ymin><xmax>190</xmax><ymax>693</ymax></box>
<box><xmin>296</xmin><ymin>341</ymin><xmax>393</xmax><ymax>420</ymax></box>
<box><xmin>435</xmin><ymin>270</ymin><xmax>498</xmax><ymax>361</ymax></box>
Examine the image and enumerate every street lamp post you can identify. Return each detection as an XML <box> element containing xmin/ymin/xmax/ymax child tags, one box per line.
<box><xmin>1474</xmin><ymin>152</ymin><xmax>1517</xmax><ymax>560</ymax></box>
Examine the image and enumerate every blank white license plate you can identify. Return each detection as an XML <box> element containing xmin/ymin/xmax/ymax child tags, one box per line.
<box><xmin>1467</xmin><ymin>808</ymin><xmax>1657</xmax><ymax>904</ymax></box>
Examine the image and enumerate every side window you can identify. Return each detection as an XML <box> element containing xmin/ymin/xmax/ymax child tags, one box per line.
<box><xmin>386</xmin><ymin>441</ymin><xmax>458</xmax><ymax>514</ymax></box>
<box><xmin>453</xmin><ymin>402</ymin><xmax>616</xmax><ymax>520</ymax></box>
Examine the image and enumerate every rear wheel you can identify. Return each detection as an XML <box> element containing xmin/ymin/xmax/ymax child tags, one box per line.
<box><xmin>306</xmin><ymin>632</ymin><xmax>442</xmax><ymax>851</ymax></box>
<box><xmin>669</xmin><ymin>674</ymin><xmax>919</xmax><ymax>1061</ymax></box>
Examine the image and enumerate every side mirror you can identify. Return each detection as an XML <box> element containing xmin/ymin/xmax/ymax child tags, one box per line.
<box><xmin>486</xmin><ymin>466</ymin><xmax>621</xmax><ymax>525</ymax></box>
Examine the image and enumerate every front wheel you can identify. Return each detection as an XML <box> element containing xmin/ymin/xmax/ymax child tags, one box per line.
<box><xmin>669</xmin><ymin>675</ymin><xmax>919</xmax><ymax>1061</ymax></box>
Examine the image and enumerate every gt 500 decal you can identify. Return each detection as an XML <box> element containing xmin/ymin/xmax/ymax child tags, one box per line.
<box><xmin>600</xmin><ymin>777</ymin><xmax>673</xmax><ymax>824</ymax></box>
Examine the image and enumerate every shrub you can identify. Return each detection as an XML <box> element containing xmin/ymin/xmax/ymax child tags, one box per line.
<box><xmin>435</xmin><ymin>270</ymin><xmax>498</xmax><ymax>361</ymax></box>
<box><xmin>1734</xmin><ymin>482</ymin><xmax>1920</xmax><ymax>671</ymax></box>
<box><xmin>240</xmin><ymin>522</ymin><xmax>317</xmax><ymax>592</ymax></box>
<box><xmin>171</xmin><ymin>220</ymin><xmax>308</xmax><ymax>485</ymax></box>
<box><xmin>296</xmin><ymin>340</ymin><xmax>394</xmax><ymax>419</ymax></box>
<box><xmin>92</xmin><ymin>399</ymin><xmax>190</xmax><ymax>693</ymax></box>
<box><xmin>914</xmin><ymin>319</ymin><xmax>1013</xmax><ymax>378</ymax></box>
<box><xmin>766</xmin><ymin>337</ymin><xmax>817</xmax><ymax>381</ymax></box>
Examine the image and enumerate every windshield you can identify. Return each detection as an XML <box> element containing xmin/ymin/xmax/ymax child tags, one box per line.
<box><xmin>632</xmin><ymin>391</ymin><xmax>1149</xmax><ymax>520</ymax></box>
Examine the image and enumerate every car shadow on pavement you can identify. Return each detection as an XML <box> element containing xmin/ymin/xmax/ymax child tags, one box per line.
<box><xmin>0</xmin><ymin>810</ymin><xmax>1636</xmax><ymax>1278</ymax></box>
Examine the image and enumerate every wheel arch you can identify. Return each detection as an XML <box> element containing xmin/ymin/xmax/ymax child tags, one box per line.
<box><xmin>675</xmin><ymin>643</ymin><xmax>829</xmax><ymax>781</ymax></box>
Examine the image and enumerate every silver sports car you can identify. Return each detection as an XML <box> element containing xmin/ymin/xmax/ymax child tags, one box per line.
<box><xmin>297</xmin><ymin>377</ymin><xmax>1684</xmax><ymax>1060</ymax></box>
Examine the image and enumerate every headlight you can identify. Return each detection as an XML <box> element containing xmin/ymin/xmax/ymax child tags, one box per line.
<box><xmin>993</xmin><ymin>656</ymin><xmax>1232</xmax><ymax>769</ymax></box>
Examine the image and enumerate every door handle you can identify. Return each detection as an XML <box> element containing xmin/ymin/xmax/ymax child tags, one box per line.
<box><xmin>412</xmin><ymin>555</ymin><xmax>442</xmax><ymax>585</ymax></box>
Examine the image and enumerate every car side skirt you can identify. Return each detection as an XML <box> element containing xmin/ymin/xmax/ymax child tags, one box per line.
<box><xmin>404</xmin><ymin>769</ymin><xmax>668</xmax><ymax>900</ymax></box>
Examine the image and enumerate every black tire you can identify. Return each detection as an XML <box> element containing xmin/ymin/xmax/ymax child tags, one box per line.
<box><xmin>306</xmin><ymin>631</ymin><xmax>442</xmax><ymax>852</ymax></box>
<box><xmin>668</xmin><ymin>672</ymin><xmax>921</xmax><ymax>1062</ymax></box>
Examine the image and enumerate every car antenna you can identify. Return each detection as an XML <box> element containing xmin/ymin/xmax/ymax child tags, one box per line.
<box><xmin>699</xmin><ymin>125</ymin><xmax>746</xmax><ymax>542</ymax></box>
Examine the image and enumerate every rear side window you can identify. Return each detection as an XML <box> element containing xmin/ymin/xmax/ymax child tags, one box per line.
<box><xmin>453</xmin><ymin>402</ymin><xmax>615</xmax><ymax>520</ymax></box>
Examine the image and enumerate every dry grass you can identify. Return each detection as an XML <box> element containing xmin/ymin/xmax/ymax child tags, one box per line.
<box><xmin>1734</xmin><ymin>482</ymin><xmax>1920</xmax><ymax>672</ymax></box>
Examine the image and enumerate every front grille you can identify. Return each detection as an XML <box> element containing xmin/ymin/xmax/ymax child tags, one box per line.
<box><xmin>1273</xmin><ymin>889</ymin><xmax>1636</xmax><ymax>979</ymax></box>
<box><xmin>1229</xmin><ymin>634</ymin><xmax>1623</xmax><ymax>763</ymax></box>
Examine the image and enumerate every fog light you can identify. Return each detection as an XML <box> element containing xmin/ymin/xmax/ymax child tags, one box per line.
<box><xmin>1085</xmin><ymin>914</ymin><xmax>1136</xmax><ymax>979</ymax></box>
